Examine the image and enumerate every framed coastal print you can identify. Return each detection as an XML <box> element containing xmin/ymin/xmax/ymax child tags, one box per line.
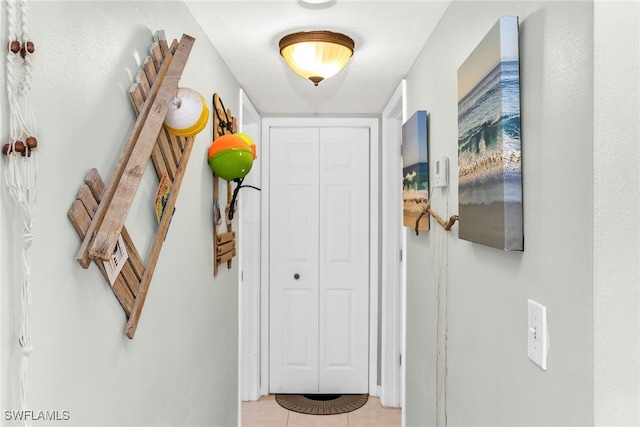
<box><xmin>402</xmin><ymin>110</ymin><xmax>429</xmax><ymax>232</ymax></box>
<box><xmin>457</xmin><ymin>16</ymin><xmax>523</xmax><ymax>250</ymax></box>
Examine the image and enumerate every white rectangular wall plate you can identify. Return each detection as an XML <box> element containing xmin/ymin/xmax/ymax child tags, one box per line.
<box><xmin>433</xmin><ymin>156</ymin><xmax>448</xmax><ymax>188</ymax></box>
<box><xmin>527</xmin><ymin>299</ymin><xmax>549</xmax><ymax>370</ymax></box>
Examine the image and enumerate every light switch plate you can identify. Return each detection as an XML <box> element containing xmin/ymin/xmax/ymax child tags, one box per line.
<box><xmin>433</xmin><ymin>157</ymin><xmax>448</xmax><ymax>188</ymax></box>
<box><xmin>527</xmin><ymin>299</ymin><xmax>549</xmax><ymax>370</ymax></box>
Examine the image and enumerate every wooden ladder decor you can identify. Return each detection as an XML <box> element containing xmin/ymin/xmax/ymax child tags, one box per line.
<box><xmin>211</xmin><ymin>93</ymin><xmax>237</xmax><ymax>276</ymax></box>
<box><xmin>67</xmin><ymin>31</ymin><xmax>197</xmax><ymax>339</ymax></box>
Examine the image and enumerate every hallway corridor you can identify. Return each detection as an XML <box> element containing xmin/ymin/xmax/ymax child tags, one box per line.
<box><xmin>241</xmin><ymin>395</ymin><xmax>401</xmax><ymax>427</ymax></box>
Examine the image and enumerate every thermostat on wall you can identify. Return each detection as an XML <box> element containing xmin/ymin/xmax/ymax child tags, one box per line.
<box><xmin>433</xmin><ymin>156</ymin><xmax>449</xmax><ymax>188</ymax></box>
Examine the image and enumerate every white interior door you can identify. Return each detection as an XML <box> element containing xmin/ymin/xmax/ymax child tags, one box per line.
<box><xmin>269</xmin><ymin>125</ymin><xmax>370</xmax><ymax>394</ymax></box>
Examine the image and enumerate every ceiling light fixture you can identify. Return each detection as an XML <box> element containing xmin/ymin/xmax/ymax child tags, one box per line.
<box><xmin>279</xmin><ymin>30</ymin><xmax>354</xmax><ymax>86</ymax></box>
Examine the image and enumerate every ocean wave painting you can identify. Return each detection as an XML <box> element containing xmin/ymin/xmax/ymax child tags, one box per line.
<box><xmin>402</xmin><ymin>110</ymin><xmax>429</xmax><ymax>231</ymax></box>
<box><xmin>457</xmin><ymin>16</ymin><xmax>523</xmax><ymax>251</ymax></box>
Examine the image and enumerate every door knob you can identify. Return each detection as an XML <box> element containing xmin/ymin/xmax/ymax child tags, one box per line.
<box><xmin>294</xmin><ymin>273</ymin><xmax>300</xmax><ymax>280</ymax></box>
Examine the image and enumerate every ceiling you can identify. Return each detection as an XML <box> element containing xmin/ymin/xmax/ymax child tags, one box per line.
<box><xmin>185</xmin><ymin>0</ymin><xmax>451</xmax><ymax>115</ymax></box>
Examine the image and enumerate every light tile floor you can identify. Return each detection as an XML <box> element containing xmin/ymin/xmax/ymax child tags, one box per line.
<box><xmin>241</xmin><ymin>395</ymin><xmax>401</xmax><ymax>427</ymax></box>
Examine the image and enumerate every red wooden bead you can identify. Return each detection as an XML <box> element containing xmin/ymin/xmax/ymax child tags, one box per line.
<box><xmin>2</xmin><ymin>144</ymin><xmax>11</xmax><ymax>155</ymax></box>
<box><xmin>13</xmin><ymin>141</ymin><xmax>25</xmax><ymax>153</ymax></box>
<box><xmin>8</xmin><ymin>40</ymin><xmax>20</xmax><ymax>54</ymax></box>
<box><xmin>25</xmin><ymin>136</ymin><xmax>38</xmax><ymax>149</ymax></box>
<box><xmin>20</xmin><ymin>41</ymin><xmax>35</xmax><ymax>58</ymax></box>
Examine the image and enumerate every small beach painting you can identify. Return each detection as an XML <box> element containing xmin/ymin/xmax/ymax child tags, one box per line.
<box><xmin>458</xmin><ymin>16</ymin><xmax>523</xmax><ymax>251</ymax></box>
<box><xmin>402</xmin><ymin>110</ymin><xmax>429</xmax><ymax>231</ymax></box>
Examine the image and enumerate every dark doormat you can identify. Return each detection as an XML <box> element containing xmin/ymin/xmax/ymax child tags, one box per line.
<box><xmin>275</xmin><ymin>393</ymin><xmax>368</xmax><ymax>415</ymax></box>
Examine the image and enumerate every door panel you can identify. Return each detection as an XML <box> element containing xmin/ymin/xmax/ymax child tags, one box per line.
<box><xmin>269</xmin><ymin>127</ymin><xmax>320</xmax><ymax>393</ymax></box>
<box><xmin>269</xmin><ymin>125</ymin><xmax>369</xmax><ymax>394</ymax></box>
<box><xmin>318</xmin><ymin>127</ymin><xmax>370</xmax><ymax>393</ymax></box>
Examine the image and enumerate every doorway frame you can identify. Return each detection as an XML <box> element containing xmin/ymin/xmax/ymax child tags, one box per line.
<box><xmin>379</xmin><ymin>80</ymin><xmax>406</xmax><ymax>410</ymax></box>
<box><xmin>259</xmin><ymin>117</ymin><xmax>379</xmax><ymax>397</ymax></box>
<box><xmin>238</xmin><ymin>89</ymin><xmax>262</xmax><ymax>403</ymax></box>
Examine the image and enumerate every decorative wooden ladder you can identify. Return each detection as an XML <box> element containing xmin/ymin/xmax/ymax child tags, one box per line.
<box><xmin>68</xmin><ymin>32</ymin><xmax>196</xmax><ymax>339</ymax></box>
<box><xmin>211</xmin><ymin>93</ymin><xmax>238</xmax><ymax>276</ymax></box>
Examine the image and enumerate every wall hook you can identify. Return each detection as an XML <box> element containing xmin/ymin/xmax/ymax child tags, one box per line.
<box><xmin>415</xmin><ymin>204</ymin><xmax>458</xmax><ymax>235</ymax></box>
<box><xmin>227</xmin><ymin>177</ymin><xmax>261</xmax><ymax>221</ymax></box>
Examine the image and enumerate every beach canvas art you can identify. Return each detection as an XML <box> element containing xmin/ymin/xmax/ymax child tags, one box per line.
<box><xmin>458</xmin><ymin>16</ymin><xmax>523</xmax><ymax>250</ymax></box>
<box><xmin>402</xmin><ymin>110</ymin><xmax>429</xmax><ymax>231</ymax></box>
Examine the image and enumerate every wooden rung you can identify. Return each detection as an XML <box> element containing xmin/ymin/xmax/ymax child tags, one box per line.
<box><xmin>158</xmin><ymin>32</ymin><xmax>172</xmax><ymax>58</ymax></box>
<box><xmin>217</xmin><ymin>231</ymin><xmax>236</xmax><ymax>244</ymax></box>
<box><xmin>87</xmin><ymin>34</ymin><xmax>195</xmax><ymax>263</ymax></box>
<box><xmin>216</xmin><ymin>240</ymin><xmax>235</xmax><ymax>255</ymax></box>
<box><xmin>177</xmin><ymin>134</ymin><xmax>186</xmax><ymax>152</ymax></box>
<box><xmin>150</xmin><ymin>42</ymin><xmax>163</xmax><ymax>73</ymax></box>
<box><xmin>157</xmin><ymin>127</ymin><xmax>178</xmax><ymax>180</ymax></box>
<box><xmin>112</xmin><ymin>279</ymin><xmax>135</xmax><ymax>315</ymax></box>
<box><xmin>128</xmin><ymin>83</ymin><xmax>145</xmax><ymax>114</ymax></box>
<box><xmin>143</xmin><ymin>56</ymin><xmax>157</xmax><ymax>89</ymax></box>
<box><xmin>151</xmin><ymin>39</ymin><xmax>169</xmax><ymax>74</ymax></box>
<box><xmin>76</xmin><ymin>184</ymin><xmax>97</xmax><ymax>213</ymax></box>
<box><xmin>149</xmin><ymin>145</ymin><xmax>168</xmax><ymax>182</ymax></box>
<box><xmin>136</xmin><ymin>68</ymin><xmax>151</xmax><ymax>96</ymax></box>
<box><xmin>118</xmin><ymin>259</ymin><xmax>140</xmax><ymax>294</ymax></box>
<box><xmin>67</xmin><ymin>199</ymin><xmax>90</xmax><ymax>239</ymax></box>
<box><xmin>119</xmin><ymin>228</ymin><xmax>144</xmax><ymax>281</ymax></box>
<box><xmin>163</xmin><ymin>122</ymin><xmax>184</xmax><ymax>164</ymax></box>
<box><xmin>216</xmin><ymin>249</ymin><xmax>236</xmax><ymax>265</ymax></box>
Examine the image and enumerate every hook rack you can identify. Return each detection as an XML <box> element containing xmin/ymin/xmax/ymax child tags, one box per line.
<box><xmin>211</xmin><ymin>93</ymin><xmax>238</xmax><ymax>276</ymax></box>
<box><xmin>68</xmin><ymin>32</ymin><xmax>197</xmax><ymax>338</ymax></box>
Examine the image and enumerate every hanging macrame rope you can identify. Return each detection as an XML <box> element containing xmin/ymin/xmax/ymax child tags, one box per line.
<box><xmin>4</xmin><ymin>0</ymin><xmax>37</xmax><ymax>424</ymax></box>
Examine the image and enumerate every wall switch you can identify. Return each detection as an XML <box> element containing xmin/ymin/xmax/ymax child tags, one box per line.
<box><xmin>527</xmin><ymin>299</ymin><xmax>549</xmax><ymax>370</ymax></box>
<box><xmin>433</xmin><ymin>156</ymin><xmax>448</xmax><ymax>188</ymax></box>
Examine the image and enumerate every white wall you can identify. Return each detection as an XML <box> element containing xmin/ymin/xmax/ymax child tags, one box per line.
<box><xmin>1</xmin><ymin>2</ymin><xmax>241</xmax><ymax>426</ymax></box>
<box><xmin>402</xmin><ymin>1</ymin><xmax>636</xmax><ymax>425</ymax></box>
<box><xmin>594</xmin><ymin>1</ymin><xmax>640</xmax><ymax>425</ymax></box>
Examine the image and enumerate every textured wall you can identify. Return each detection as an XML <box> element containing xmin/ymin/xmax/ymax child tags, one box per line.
<box><xmin>404</xmin><ymin>2</ymin><xmax>596</xmax><ymax>425</ymax></box>
<box><xmin>1</xmin><ymin>2</ymin><xmax>241</xmax><ymax>426</ymax></box>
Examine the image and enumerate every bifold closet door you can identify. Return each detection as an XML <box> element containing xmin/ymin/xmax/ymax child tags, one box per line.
<box><xmin>269</xmin><ymin>125</ymin><xmax>370</xmax><ymax>394</ymax></box>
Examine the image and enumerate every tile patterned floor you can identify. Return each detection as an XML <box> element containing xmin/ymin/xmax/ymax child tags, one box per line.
<box><xmin>241</xmin><ymin>395</ymin><xmax>401</xmax><ymax>427</ymax></box>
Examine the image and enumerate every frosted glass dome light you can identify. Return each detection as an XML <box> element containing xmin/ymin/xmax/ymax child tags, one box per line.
<box><xmin>279</xmin><ymin>31</ymin><xmax>354</xmax><ymax>86</ymax></box>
